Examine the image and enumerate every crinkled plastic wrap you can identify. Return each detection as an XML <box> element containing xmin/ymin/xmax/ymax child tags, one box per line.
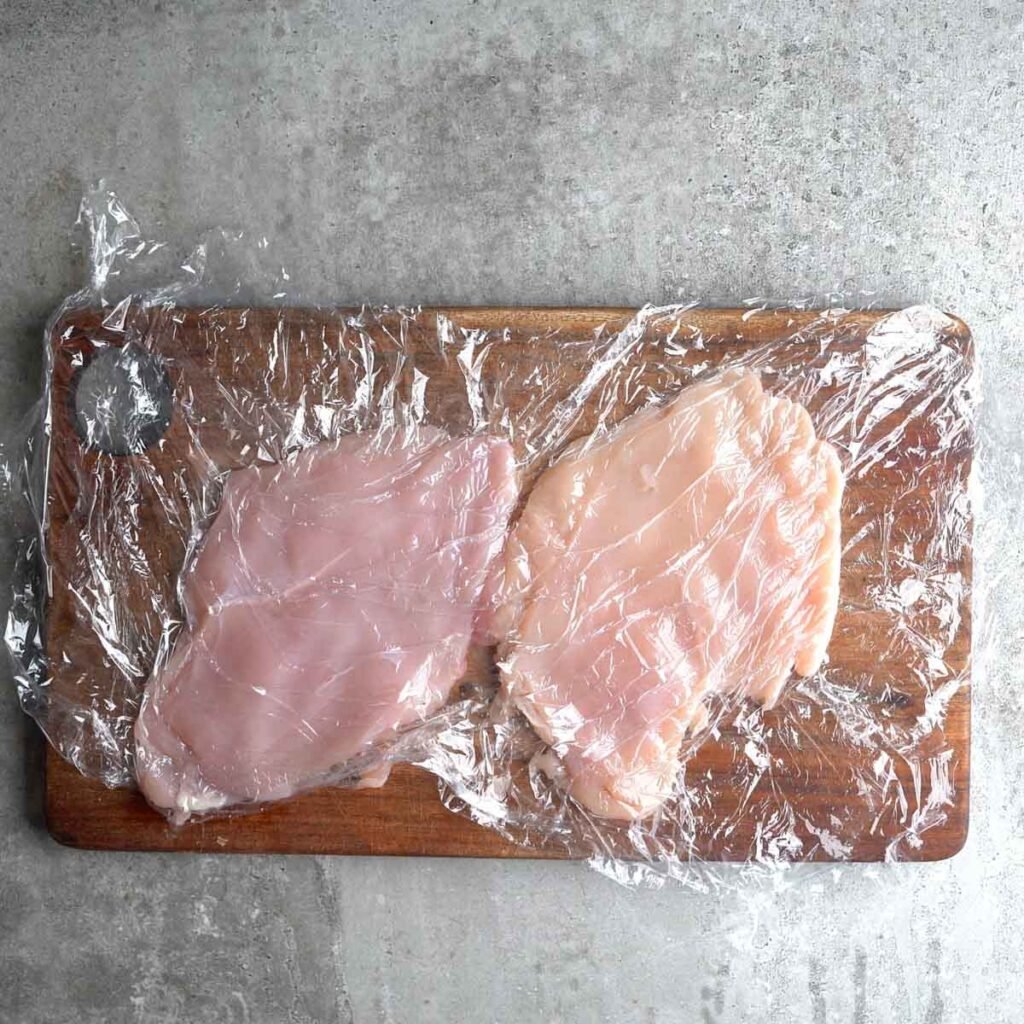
<box><xmin>6</xmin><ymin>190</ymin><xmax>977</xmax><ymax>883</ymax></box>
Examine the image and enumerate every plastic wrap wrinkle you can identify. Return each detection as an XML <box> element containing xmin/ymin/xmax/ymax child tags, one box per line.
<box><xmin>5</xmin><ymin>189</ymin><xmax>978</xmax><ymax>884</ymax></box>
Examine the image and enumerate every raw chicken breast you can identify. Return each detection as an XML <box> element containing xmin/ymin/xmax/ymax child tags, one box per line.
<box><xmin>135</xmin><ymin>429</ymin><xmax>518</xmax><ymax>820</ymax></box>
<box><xmin>496</xmin><ymin>370</ymin><xmax>843</xmax><ymax>821</ymax></box>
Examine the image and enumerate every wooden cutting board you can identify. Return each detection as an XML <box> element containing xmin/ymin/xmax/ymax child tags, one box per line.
<box><xmin>42</xmin><ymin>307</ymin><xmax>973</xmax><ymax>861</ymax></box>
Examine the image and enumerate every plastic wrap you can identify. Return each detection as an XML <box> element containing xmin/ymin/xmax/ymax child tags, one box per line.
<box><xmin>6</xmin><ymin>190</ymin><xmax>977</xmax><ymax>883</ymax></box>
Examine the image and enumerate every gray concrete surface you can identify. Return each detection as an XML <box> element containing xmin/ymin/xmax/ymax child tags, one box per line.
<box><xmin>1</xmin><ymin>1</ymin><xmax>1022</xmax><ymax>1021</ymax></box>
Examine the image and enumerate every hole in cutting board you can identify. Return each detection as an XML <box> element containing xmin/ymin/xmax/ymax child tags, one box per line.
<box><xmin>70</xmin><ymin>343</ymin><xmax>173</xmax><ymax>455</ymax></box>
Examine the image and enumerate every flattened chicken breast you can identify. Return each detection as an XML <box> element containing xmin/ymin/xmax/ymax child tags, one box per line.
<box><xmin>135</xmin><ymin>429</ymin><xmax>518</xmax><ymax>820</ymax></box>
<box><xmin>496</xmin><ymin>370</ymin><xmax>842</xmax><ymax>820</ymax></box>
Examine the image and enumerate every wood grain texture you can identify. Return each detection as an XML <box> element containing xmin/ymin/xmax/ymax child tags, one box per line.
<box><xmin>42</xmin><ymin>307</ymin><xmax>973</xmax><ymax>861</ymax></box>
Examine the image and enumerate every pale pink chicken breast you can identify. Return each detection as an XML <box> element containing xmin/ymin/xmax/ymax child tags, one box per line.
<box><xmin>135</xmin><ymin>429</ymin><xmax>518</xmax><ymax>820</ymax></box>
<box><xmin>496</xmin><ymin>370</ymin><xmax>843</xmax><ymax>821</ymax></box>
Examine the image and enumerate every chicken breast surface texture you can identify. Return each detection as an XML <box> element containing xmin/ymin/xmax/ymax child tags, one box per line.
<box><xmin>135</xmin><ymin>429</ymin><xmax>518</xmax><ymax>820</ymax></box>
<box><xmin>495</xmin><ymin>370</ymin><xmax>843</xmax><ymax>821</ymax></box>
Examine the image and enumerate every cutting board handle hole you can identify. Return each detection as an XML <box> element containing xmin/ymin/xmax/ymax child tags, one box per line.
<box><xmin>69</xmin><ymin>343</ymin><xmax>173</xmax><ymax>456</ymax></box>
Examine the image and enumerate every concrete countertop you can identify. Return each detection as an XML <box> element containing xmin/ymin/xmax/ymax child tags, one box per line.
<box><xmin>1</xmin><ymin>2</ymin><xmax>1020</xmax><ymax>1022</ymax></box>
